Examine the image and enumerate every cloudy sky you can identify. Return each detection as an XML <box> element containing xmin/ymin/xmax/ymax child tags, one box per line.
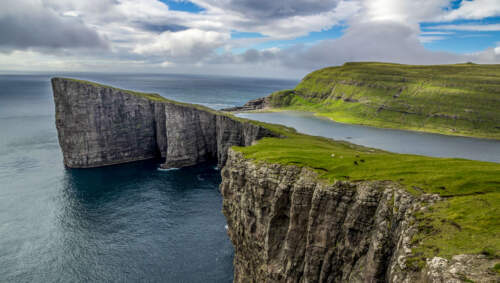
<box><xmin>1</xmin><ymin>0</ymin><xmax>499</xmax><ymax>78</ymax></box>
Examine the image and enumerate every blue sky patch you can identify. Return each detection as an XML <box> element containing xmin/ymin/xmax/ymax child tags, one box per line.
<box><xmin>421</xmin><ymin>16</ymin><xmax>500</xmax><ymax>53</ymax></box>
<box><xmin>159</xmin><ymin>0</ymin><xmax>204</xmax><ymax>13</ymax></box>
<box><xmin>231</xmin><ymin>25</ymin><xmax>346</xmax><ymax>53</ymax></box>
<box><xmin>231</xmin><ymin>32</ymin><xmax>265</xmax><ymax>39</ymax></box>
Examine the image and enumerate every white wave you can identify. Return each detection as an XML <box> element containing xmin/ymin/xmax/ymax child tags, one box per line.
<box><xmin>157</xmin><ymin>167</ymin><xmax>179</xmax><ymax>171</ymax></box>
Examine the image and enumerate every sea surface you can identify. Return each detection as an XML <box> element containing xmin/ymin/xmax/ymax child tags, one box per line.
<box><xmin>0</xmin><ymin>73</ymin><xmax>298</xmax><ymax>282</ymax></box>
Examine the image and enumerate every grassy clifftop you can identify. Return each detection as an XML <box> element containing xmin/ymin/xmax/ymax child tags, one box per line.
<box><xmin>235</xmin><ymin>126</ymin><xmax>500</xmax><ymax>269</ymax></box>
<box><xmin>267</xmin><ymin>62</ymin><xmax>500</xmax><ymax>139</ymax></box>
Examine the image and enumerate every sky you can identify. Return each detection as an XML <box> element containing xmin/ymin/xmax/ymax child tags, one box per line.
<box><xmin>0</xmin><ymin>0</ymin><xmax>499</xmax><ymax>78</ymax></box>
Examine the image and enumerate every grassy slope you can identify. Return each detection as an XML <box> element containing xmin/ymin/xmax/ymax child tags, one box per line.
<box><xmin>267</xmin><ymin>62</ymin><xmax>500</xmax><ymax>139</ymax></box>
<box><xmin>234</xmin><ymin>126</ymin><xmax>500</xmax><ymax>269</ymax></box>
<box><xmin>64</xmin><ymin>78</ymin><xmax>499</xmax><ymax>270</ymax></box>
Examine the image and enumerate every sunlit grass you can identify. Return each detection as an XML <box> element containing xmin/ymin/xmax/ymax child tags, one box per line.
<box><xmin>267</xmin><ymin>62</ymin><xmax>500</xmax><ymax>139</ymax></box>
<box><xmin>234</xmin><ymin>128</ymin><xmax>500</xmax><ymax>267</ymax></box>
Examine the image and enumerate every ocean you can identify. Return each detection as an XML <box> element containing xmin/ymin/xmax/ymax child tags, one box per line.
<box><xmin>0</xmin><ymin>73</ymin><xmax>298</xmax><ymax>282</ymax></box>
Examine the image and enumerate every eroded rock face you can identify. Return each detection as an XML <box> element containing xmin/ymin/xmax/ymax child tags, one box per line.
<box><xmin>221</xmin><ymin>149</ymin><xmax>421</xmax><ymax>282</ymax></box>
<box><xmin>161</xmin><ymin>103</ymin><xmax>218</xmax><ymax>168</ymax></box>
<box><xmin>52</xmin><ymin>78</ymin><xmax>159</xmax><ymax>168</ymax></box>
<box><xmin>220</xmin><ymin>150</ymin><xmax>500</xmax><ymax>282</ymax></box>
<box><xmin>424</xmin><ymin>255</ymin><xmax>500</xmax><ymax>283</ymax></box>
<box><xmin>221</xmin><ymin>97</ymin><xmax>269</xmax><ymax>112</ymax></box>
<box><xmin>52</xmin><ymin>78</ymin><xmax>277</xmax><ymax>168</ymax></box>
<box><xmin>216</xmin><ymin>115</ymin><xmax>276</xmax><ymax>168</ymax></box>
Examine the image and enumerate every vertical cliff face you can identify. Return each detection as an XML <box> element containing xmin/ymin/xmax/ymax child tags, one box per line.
<box><xmin>161</xmin><ymin>103</ymin><xmax>218</xmax><ymax>168</ymax></box>
<box><xmin>52</xmin><ymin>78</ymin><xmax>277</xmax><ymax>169</ymax></box>
<box><xmin>221</xmin><ymin>149</ymin><xmax>423</xmax><ymax>282</ymax></box>
<box><xmin>216</xmin><ymin>115</ymin><xmax>276</xmax><ymax>168</ymax></box>
<box><xmin>52</xmin><ymin>78</ymin><xmax>159</xmax><ymax>167</ymax></box>
<box><xmin>220</xmin><ymin>150</ymin><xmax>500</xmax><ymax>282</ymax></box>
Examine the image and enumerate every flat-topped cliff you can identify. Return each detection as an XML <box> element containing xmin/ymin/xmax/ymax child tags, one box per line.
<box><xmin>52</xmin><ymin>77</ymin><xmax>276</xmax><ymax>169</ymax></box>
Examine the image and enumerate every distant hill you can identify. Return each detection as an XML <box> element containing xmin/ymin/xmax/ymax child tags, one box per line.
<box><xmin>266</xmin><ymin>62</ymin><xmax>500</xmax><ymax>139</ymax></box>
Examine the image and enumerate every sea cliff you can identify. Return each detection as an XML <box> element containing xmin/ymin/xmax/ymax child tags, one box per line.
<box><xmin>52</xmin><ymin>77</ymin><xmax>276</xmax><ymax>169</ymax></box>
<box><xmin>221</xmin><ymin>150</ymin><xmax>500</xmax><ymax>283</ymax></box>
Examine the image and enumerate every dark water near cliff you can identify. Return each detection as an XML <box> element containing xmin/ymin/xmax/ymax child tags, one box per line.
<box><xmin>237</xmin><ymin>111</ymin><xmax>500</xmax><ymax>163</ymax></box>
<box><xmin>0</xmin><ymin>74</ymin><xmax>298</xmax><ymax>282</ymax></box>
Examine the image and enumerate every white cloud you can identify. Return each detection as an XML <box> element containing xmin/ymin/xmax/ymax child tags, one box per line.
<box><xmin>133</xmin><ymin>29</ymin><xmax>230</xmax><ymax>58</ymax></box>
<box><xmin>363</xmin><ymin>0</ymin><xmax>450</xmax><ymax>25</ymax></box>
<box><xmin>419</xmin><ymin>35</ymin><xmax>447</xmax><ymax>43</ymax></box>
<box><xmin>440</xmin><ymin>0</ymin><xmax>500</xmax><ymax>21</ymax></box>
<box><xmin>161</xmin><ymin>60</ymin><xmax>175</xmax><ymax>67</ymax></box>
<box><xmin>1</xmin><ymin>0</ymin><xmax>500</xmax><ymax>77</ymax></box>
<box><xmin>420</xmin><ymin>31</ymin><xmax>454</xmax><ymax>35</ymax></box>
<box><xmin>427</xmin><ymin>24</ymin><xmax>500</xmax><ymax>31</ymax></box>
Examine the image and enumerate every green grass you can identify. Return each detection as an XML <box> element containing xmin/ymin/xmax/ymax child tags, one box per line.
<box><xmin>233</xmin><ymin>128</ymin><xmax>500</xmax><ymax>268</ymax></box>
<box><xmin>494</xmin><ymin>263</ymin><xmax>500</xmax><ymax>273</ymax></box>
<box><xmin>266</xmin><ymin>62</ymin><xmax>500</xmax><ymax>139</ymax></box>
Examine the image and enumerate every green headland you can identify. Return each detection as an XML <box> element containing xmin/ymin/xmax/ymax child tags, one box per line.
<box><xmin>265</xmin><ymin>62</ymin><xmax>500</xmax><ymax>139</ymax></box>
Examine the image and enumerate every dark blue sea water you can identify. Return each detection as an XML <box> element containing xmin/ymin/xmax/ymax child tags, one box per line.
<box><xmin>0</xmin><ymin>74</ymin><xmax>298</xmax><ymax>282</ymax></box>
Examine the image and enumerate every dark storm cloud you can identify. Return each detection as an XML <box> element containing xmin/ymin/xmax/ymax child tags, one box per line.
<box><xmin>199</xmin><ymin>0</ymin><xmax>340</xmax><ymax>19</ymax></box>
<box><xmin>241</xmin><ymin>48</ymin><xmax>278</xmax><ymax>62</ymax></box>
<box><xmin>138</xmin><ymin>23</ymin><xmax>189</xmax><ymax>33</ymax></box>
<box><xmin>0</xmin><ymin>1</ymin><xmax>107</xmax><ymax>51</ymax></box>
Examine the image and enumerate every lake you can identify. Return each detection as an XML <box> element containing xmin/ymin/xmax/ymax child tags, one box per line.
<box><xmin>237</xmin><ymin>111</ymin><xmax>500</xmax><ymax>163</ymax></box>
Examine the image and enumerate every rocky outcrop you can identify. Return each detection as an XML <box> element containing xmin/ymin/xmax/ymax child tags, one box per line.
<box><xmin>221</xmin><ymin>149</ymin><xmax>500</xmax><ymax>283</ymax></box>
<box><xmin>221</xmin><ymin>97</ymin><xmax>269</xmax><ymax>112</ymax></box>
<box><xmin>52</xmin><ymin>78</ymin><xmax>277</xmax><ymax>168</ymax></box>
<box><xmin>423</xmin><ymin>255</ymin><xmax>500</xmax><ymax>283</ymax></box>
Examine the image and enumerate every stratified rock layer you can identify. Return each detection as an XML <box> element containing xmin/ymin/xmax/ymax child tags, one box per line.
<box><xmin>221</xmin><ymin>149</ymin><xmax>420</xmax><ymax>282</ymax></box>
<box><xmin>52</xmin><ymin>78</ymin><xmax>276</xmax><ymax>168</ymax></box>
<box><xmin>220</xmin><ymin>150</ymin><xmax>500</xmax><ymax>282</ymax></box>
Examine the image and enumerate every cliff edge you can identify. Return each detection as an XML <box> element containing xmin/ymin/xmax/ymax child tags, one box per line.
<box><xmin>222</xmin><ymin>149</ymin><xmax>500</xmax><ymax>282</ymax></box>
<box><xmin>52</xmin><ymin>77</ymin><xmax>277</xmax><ymax>169</ymax></box>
